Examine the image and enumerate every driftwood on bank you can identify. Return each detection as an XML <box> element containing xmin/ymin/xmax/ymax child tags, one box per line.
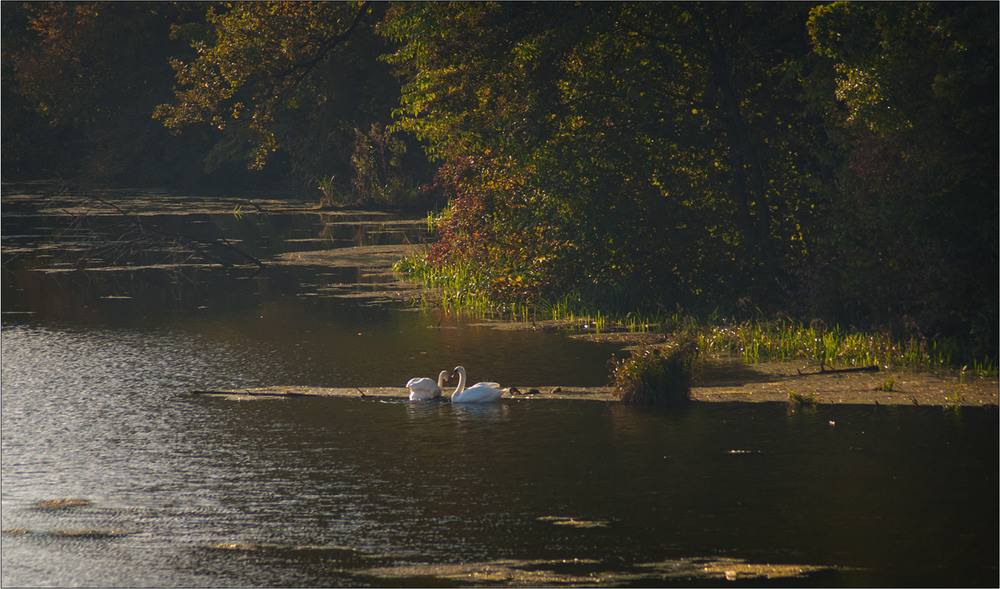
<box><xmin>796</xmin><ymin>364</ymin><xmax>880</xmax><ymax>376</ymax></box>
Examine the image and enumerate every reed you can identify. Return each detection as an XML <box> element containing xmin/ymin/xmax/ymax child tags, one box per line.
<box><xmin>696</xmin><ymin>319</ymin><xmax>981</xmax><ymax>372</ymax></box>
<box><xmin>393</xmin><ymin>254</ymin><xmax>997</xmax><ymax>375</ymax></box>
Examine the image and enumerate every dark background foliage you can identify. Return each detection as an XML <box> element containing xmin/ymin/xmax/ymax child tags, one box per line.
<box><xmin>3</xmin><ymin>1</ymin><xmax>996</xmax><ymax>359</ymax></box>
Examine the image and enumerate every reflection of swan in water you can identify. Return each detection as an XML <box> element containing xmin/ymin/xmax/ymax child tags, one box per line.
<box><xmin>450</xmin><ymin>366</ymin><xmax>506</xmax><ymax>403</ymax></box>
<box><xmin>451</xmin><ymin>402</ymin><xmax>508</xmax><ymax>421</ymax></box>
<box><xmin>405</xmin><ymin>399</ymin><xmax>451</xmax><ymax>420</ymax></box>
<box><xmin>406</xmin><ymin>370</ymin><xmax>449</xmax><ymax>401</ymax></box>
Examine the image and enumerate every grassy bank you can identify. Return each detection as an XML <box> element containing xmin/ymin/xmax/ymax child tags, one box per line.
<box><xmin>394</xmin><ymin>256</ymin><xmax>998</xmax><ymax>378</ymax></box>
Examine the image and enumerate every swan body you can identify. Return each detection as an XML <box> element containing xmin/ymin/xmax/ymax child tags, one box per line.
<box><xmin>406</xmin><ymin>370</ymin><xmax>449</xmax><ymax>401</ymax></box>
<box><xmin>450</xmin><ymin>366</ymin><xmax>505</xmax><ymax>403</ymax></box>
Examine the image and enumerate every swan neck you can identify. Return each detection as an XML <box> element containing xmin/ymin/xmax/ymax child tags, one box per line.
<box><xmin>451</xmin><ymin>367</ymin><xmax>467</xmax><ymax>399</ymax></box>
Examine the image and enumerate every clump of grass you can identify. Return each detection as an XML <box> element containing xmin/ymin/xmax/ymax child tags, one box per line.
<box><xmin>971</xmin><ymin>358</ymin><xmax>998</xmax><ymax>378</ymax></box>
<box><xmin>609</xmin><ymin>338</ymin><xmax>699</xmax><ymax>408</ymax></box>
<box><xmin>315</xmin><ymin>175</ymin><xmax>344</xmax><ymax>208</ymax></box>
<box><xmin>878</xmin><ymin>377</ymin><xmax>896</xmax><ymax>392</ymax></box>
<box><xmin>787</xmin><ymin>391</ymin><xmax>817</xmax><ymax>407</ymax></box>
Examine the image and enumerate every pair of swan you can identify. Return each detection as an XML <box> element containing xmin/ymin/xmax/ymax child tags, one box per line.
<box><xmin>405</xmin><ymin>366</ymin><xmax>505</xmax><ymax>403</ymax></box>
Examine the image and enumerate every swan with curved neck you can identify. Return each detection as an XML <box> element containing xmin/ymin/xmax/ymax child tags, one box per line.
<box><xmin>450</xmin><ymin>366</ymin><xmax>505</xmax><ymax>403</ymax></box>
<box><xmin>406</xmin><ymin>370</ymin><xmax>449</xmax><ymax>401</ymax></box>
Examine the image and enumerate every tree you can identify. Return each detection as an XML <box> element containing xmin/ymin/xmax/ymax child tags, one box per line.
<box><xmin>382</xmin><ymin>2</ymin><xmax>826</xmax><ymax>311</ymax></box>
<box><xmin>3</xmin><ymin>2</ymin><xmax>213</xmax><ymax>185</ymax></box>
<box><xmin>153</xmin><ymin>1</ymin><xmax>431</xmax><ymax>200</ymax></box>
<box><xmin>807</xmin><ymin>1</ymin><xmax>998</xmax><ymax>353</ymax></box>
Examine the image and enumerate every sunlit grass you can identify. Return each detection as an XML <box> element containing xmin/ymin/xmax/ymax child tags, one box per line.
<box><xmin>697</xmin><ymin>320</ymin><xmax>979</xmax><ymax>372</ymax></box>
<box><xmin>610</xmin><ymin>341</ymin><xmax>698</xmax><ymax>408</ymax></box>
<box><xmin>393</xmin><ymin>254</ymin><xmax>998</xmax><ymax>376</ymax></box>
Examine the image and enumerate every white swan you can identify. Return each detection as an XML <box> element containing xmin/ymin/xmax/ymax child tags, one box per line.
<box><xmin>406</xmin><ymin>370</ymin><xmax>449</xmax><ymax>401</ymax></box>
<box><xmin>450</xmin><ymin>366</ymin><xmax>506</xmax><ymax>403</ymax></box>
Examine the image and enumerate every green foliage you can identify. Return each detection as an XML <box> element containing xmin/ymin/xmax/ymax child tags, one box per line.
<box><xmin>4</xmin><ymin>1</ymin><xmax>997</xmax><ymax>363</ymax></box>
<box><xmin>388</xmin><ymin>1</ymin><xmax>996</xmax><ymax>360</ymax></box>
<box><xmin>149</xmin><ymin>1</ymin><xmax>434</xmax><ymax>200</ymax></box>
<box><xmin>382</xmin><ymin>2</ymin><xmax>829</xmax><ymax>312</ymax></box>
<box><xmin>347</xmin><ymin>123</ymin><xmax>423</xmax><ymax>205</ymax></box>
<box><xmin>155</xmin><ymin>2</ymin><xmax>375</xmax><ymax>169</ymax></box>
<box><xmin>315</xmin><ymin>174</ymin><xmax>343</xmax><ymax>208</ymax></box>
<box><xmin>398</xmin><ymin>250</ymin><xmax>994</xmax><ymax>372</ymax></box>
<box><xmin>610</xmin><ymin>341</ymin><xmax>699</xmax><ymax>408</ymax></box>
<box><xmin>3</xmin><ymin>2</ymin><xmax>211</xmax><ymax>184</ymax></box>
<box><xmin>803</xmin><ymin>1</ymin><xmax>998</xmax><ymax>356</ymax></box>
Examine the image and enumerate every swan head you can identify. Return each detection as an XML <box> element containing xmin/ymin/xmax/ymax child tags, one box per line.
<box><xmin>451</xmin><ymin>365</ymin><xmax>466</xmax><ymax>380</ymax></box>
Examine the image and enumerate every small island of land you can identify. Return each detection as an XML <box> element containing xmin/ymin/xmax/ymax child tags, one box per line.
<box><xmin>192</xmin><ymin>352</ymin><xmax>998</xmax><ymax>408</ymax></box>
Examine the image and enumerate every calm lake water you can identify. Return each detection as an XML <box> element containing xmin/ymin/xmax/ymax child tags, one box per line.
<box><xmin>2</xmin><ymin>185</ymin><xmax>997</xmax><ymax>587</ymax></box>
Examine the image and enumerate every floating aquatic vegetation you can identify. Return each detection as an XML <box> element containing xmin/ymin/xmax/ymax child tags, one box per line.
<box><xmin>362</xmin><ymin>556</ymin><xmax>835</xmax><ymax>586</ymax></box>
<box><xmin>32</xmin><ymin>498</ymin><xmax>92</xmax><ymax>510</ymax></box>
<box><xmin>2</xmin><ymin>528</ymin><xmax>134</xmax><ymax>539</ymax></box>
<box><xmin>200</xmin><ymin>541</ymin><xmax>372</xmax><ymax>559</ymax></box>
<box><xmin>640</xmin><ymin>556</ymin><xmax>833</xmax><ymax>581</ymax></box>
<box><xmin>536</xmin><ymin>516</ymin><xmax>610</xmax><ymax>529</ymax></box>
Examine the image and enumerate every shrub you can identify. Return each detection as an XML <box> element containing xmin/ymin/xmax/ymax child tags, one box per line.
<box><xmin>610</xmin><ymin>338</ymin><xmax>699</xmax><ymax>408</ymax></box>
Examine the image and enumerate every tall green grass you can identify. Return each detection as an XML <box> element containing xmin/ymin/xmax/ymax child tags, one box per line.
<box><xmin>394</xmin><ymin>254</ymin><xmax>998</xmax><ymax>376</ymax></box>
<box><xmin>695</xmin><ymin>320</ymin><xmax>985</xmax><ymax>372</ymax></box>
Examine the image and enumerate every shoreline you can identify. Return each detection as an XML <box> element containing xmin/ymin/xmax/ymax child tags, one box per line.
<box><xmin>194</xmin><ymin>241</ymin><xmax>996</xmax><ymax>409</ymax></box>
<box><xmin>191</xmin><ymin>355</ymin><xmax>998</xmax><ymax>407</ymax></box>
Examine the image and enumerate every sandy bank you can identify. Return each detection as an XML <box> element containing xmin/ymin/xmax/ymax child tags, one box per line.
<box><xmin>191</xmin><ymin>355</ymin><xmax>998</xmax><ymax>407</ymax></box>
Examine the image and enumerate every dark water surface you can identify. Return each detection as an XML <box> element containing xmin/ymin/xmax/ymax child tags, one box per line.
<box><xmin>2</xmin><ymin>186</ymin><xmax>997</xmax><ymax>586</ymax></box>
